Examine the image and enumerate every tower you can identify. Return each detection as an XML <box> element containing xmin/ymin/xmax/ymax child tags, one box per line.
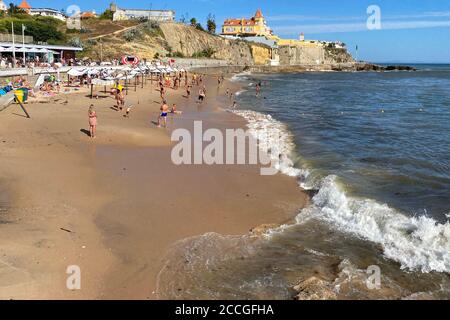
<box><xmin>299</xmin><ymin>32</ymin><xmax>305</xmax><ymax>41</ymax></box>
<box><xmin>18</xmin><ymin>0</ymin><xmax>31</xmax><ymax>12</ymax></box>
<box><xmin>254</xmin><ymin>9</ymin><xmax>264</xmax><ymax>26</ymax></box>
<box><xmin>110</xmin><ymin>2</ymin><xmax>117</xmax><ymax>12</ymax></box>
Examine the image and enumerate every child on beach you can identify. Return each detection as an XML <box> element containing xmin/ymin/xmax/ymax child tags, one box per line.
<box><xmin>157</xmin><ymin>100</ymin><xmax>169</xmax><ymax>128</ymax></box>
<box><xmin>170</xmin><ymin>103</ymin><xmax>182</xmax><ymax>115</ymax></box>
<box><xmin>124</xmin><ymin>105</ymin><xmax>133</xmax><ymax>118</ymax></box>
<box><xmin>88</xmin><ymin>105</ymin><xmax>97</xmax><ymax>139</ymax></box>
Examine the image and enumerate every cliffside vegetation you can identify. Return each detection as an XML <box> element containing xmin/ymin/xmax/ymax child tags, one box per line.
<box><xmin>0</xmin><ymin>5</ymin><xmax>66</xmax><ymax>44</ymax></box>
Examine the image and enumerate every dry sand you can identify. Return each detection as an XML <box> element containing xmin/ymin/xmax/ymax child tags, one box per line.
<box><xmin>0</xmin><ymin>73</ymin><xmax>308</xmax><ymax>299</ymax></box>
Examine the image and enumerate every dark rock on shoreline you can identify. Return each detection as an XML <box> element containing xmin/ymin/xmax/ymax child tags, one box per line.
<box><xmin>356</xmin><ymin>63</ymin><xmax>416</xmax><ymax>72</ymax></box>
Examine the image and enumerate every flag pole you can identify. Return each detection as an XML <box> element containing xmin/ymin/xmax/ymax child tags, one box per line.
<box><xmin>22</xmin><ymin>24</ymin><xmax>26</xmax><ymax>64</ymax></box>
<box><xmin>11</xmin><ymin>21</ymin><xmax>16</xmax><ymax>68</ymax></box>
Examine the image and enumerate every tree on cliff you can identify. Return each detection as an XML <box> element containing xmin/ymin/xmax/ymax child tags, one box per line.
<box><xmin>99</xmin><ymin>9</ymin><xmax>114</xmax><ymax>20</ymax></box>
<box><xmin>6</xmin><ymin>4</ymin><xmax>27</xmax><ymax>17</ymax></box>
<box><xmin>206</xmin><ymin>14</ymin><xmax>216</xmax><ymax>34</ymax></box>
<box><xmin>190</xmin><ymin>17</ymin><xmax>205</xmax><ymax>31</ymax></box>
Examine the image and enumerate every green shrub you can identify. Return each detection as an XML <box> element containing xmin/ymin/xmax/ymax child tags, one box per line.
<box><xmin>171</xmin><ymin>51</ymin><xmax>185</xmax><ymax>58</ymax></box>
<box><xmin>123</xmin><ymin>29</ymin><xmax>143</xmax><ymax>42</ymax></box>
<box><xmin>99</xmin><ymin>9</ymin><xmax>114</xmax><ymax>20</ymax></box>
<box><xmin>0</xmin><ymin>17</ymin><xmax>66</xmax><ymax>43</ymax></box>
<box><xmin>68</xmin><ymin>37</ymin><xmax>83</xmax><ymax>48</ymax></box>
<box><xmin>192</xmin><ymin>47</ymin><xmax>215</xmax><ymax>58</ymax></box>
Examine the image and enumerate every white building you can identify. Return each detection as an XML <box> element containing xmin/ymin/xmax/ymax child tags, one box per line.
<box><xmin>29</xmin><ymin>8</ymin><xmax>67</xmax><ymax>21</ymax></box>
<box><xmin>110</xmin><ymin>2</ymin><xmax>175</xmax><ymax>22</ymax></box>
<box><xmin>0</xmin><ymin>0</ymin><xmax>7</xmax><ymax>11</ymax></box>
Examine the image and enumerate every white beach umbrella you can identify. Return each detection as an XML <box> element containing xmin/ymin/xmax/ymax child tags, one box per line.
<box><xmin>68</xmin><ymin>68</ymin><xmax>87</xmax><ymax>76</ymax></box>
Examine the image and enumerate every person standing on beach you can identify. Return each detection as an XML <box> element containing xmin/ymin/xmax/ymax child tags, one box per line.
<box><xmin>256</xmin><ymin>83</ymin><xmax>261</xmax><ymax>97</ymax></box>
<box><xmin>117</xmin><ymin>88</ymin><xmax>125</xmax><ymax>110</ymax></box>
<box><xmin>160</xmin><ymin>86</ymin><xmax>166</xmax><ymax>101</ymax></box>
<box><xmin>198</xmin><ymin>88</ymin><xmax>206</xmax><ymax>103</ymax></box>
<box><xmin>186</xmin><ymin>84</ymin><xmax>192</xmax><ymax>98</ymax></box>
<box><xmin>88</xmin><ymin>105</ymin><xmax>97</xmax><ymax>139</ymax></box>
<box><xmin>157</xmin><ymin>100</ymin><xmax>169</xmax><ymax>128</ymax></box>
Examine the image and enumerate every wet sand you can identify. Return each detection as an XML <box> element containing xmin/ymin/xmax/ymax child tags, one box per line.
<box><xmin>0</xmin><ymin>74</ymin><xmax>308</xmax><ymax>299</ymax></box>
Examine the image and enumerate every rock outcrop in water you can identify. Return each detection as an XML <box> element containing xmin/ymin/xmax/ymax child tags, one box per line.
<box><xmin>292</xmin><ymin>260</ymin><xmax>435</xmax><ymax>300</ymax></box>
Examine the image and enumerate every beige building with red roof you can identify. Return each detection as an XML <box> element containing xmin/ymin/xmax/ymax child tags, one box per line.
<box><xmin>221</xmin><ymin>9</ymin><xmax>272</xmax><ymax>37</ymax></box>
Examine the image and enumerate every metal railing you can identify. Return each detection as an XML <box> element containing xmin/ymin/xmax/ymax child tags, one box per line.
<box><xmin>0</xmin><ymin>34</ymin><xmax>34</xmax><ymax>44</ymax></box>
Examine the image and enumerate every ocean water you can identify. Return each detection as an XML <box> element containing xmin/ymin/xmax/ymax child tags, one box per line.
<box><xmin>157</xmin><ymin>66</ymin><xmax>450</xmax><ymax>300</ymax></box>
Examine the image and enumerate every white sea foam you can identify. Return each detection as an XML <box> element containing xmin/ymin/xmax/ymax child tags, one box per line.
<box><xmin>231</xmin><ymin>109</ymin><xmax>308</xmax><ymax>179</ymax></box>
<box><xmin>232</xmin><ymin>108</ymin><xmax>450</xmax><ymax>274</ymax></box>
<box><xmin>230</xmin><ymin>71</ymin><xmax>253</xmax><ymax>83</ymax></box>
<box><xmin>235</xmin><ymin>89</ymin><xmax>247</xmax><ymax>96</ymax></box>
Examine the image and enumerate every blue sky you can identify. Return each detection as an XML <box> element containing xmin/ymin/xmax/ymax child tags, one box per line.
<box><xmin>17</xmin><ymin>0</ymin><xmax>450</xmax><ymax>63</ymax></box>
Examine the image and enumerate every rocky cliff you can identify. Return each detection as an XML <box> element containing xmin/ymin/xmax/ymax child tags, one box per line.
<box><xmin>158</xmin><ymin>23</ymin><xmax>271</xmax><ymax>65</ymax></box>
<box><xmin>81</xmin><ymin>21</ymin><xmax>354</xmax><ymax>68</ymax></box>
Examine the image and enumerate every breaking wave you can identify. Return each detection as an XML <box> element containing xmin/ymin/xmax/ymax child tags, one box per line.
<box><xmin>232</xmin><ymin>109</ymin><xmax>450</xmax><ymax>274</ymax></box>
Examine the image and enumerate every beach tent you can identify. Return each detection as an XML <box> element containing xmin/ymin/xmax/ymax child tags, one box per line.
<box><xmin>34</xmin><ymin>74</ymin><xmax>51</xmax><ymax>88</ymax></box>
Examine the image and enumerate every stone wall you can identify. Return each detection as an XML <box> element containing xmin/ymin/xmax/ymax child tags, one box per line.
<box><xmin>279</xmin><ymin>44</ymin><xmax>354</xmax><ymax>66</ymax></box>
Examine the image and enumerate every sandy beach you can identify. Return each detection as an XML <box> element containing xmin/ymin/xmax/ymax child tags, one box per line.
<box><xmin>0</xmin><ymin>73</ymin><xmax>308</xmax><ymax>299</ymax></box>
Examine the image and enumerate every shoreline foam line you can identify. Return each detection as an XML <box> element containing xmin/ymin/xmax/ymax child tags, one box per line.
<box><xmin>232</xmin><ymin>107</ymin><xmax>450</xmax><ymax>274</ymax></box>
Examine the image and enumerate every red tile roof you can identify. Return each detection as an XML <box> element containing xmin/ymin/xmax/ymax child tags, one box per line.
<box><xmin>18</xmin><ymin>0</ymin><xmax>31</xmax><ymax>9</ymax></box>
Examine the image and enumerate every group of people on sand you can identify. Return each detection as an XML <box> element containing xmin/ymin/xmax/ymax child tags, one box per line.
<box><xmin>157</xmin><ymin>101</ymin><xmax>182</xmax><ymax>128</ymax></box>
<box><xmin>86</xmin><ymin>71</ymin><xmax>244</xmax><ymax>139</ymax></box>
